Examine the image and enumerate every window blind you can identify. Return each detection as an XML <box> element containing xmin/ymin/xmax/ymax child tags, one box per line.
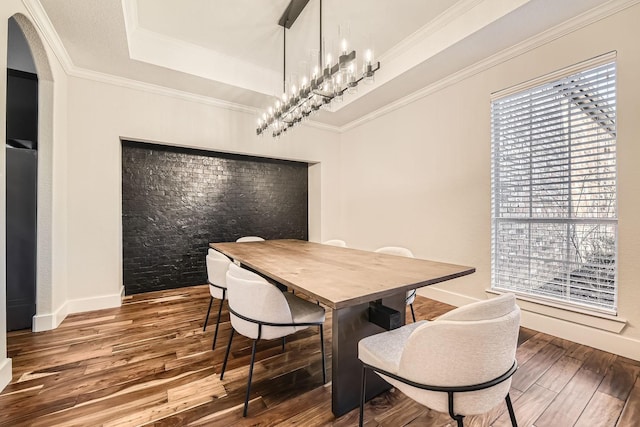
<box><xmin>491</xmin><ymin>61</ymin><xmax>617</xmax><ymax>312</ymax></box>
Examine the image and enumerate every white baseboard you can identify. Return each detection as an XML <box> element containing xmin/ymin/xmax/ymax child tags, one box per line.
<box><xmin>417</xmin><ymin>286</ymin><xmax>640</xmax><ymax>362</ymax></box>
<box><xmin>33</xmin><ymin>301</ymin><xmax>69</xmax><ymax>332</ymax></box>
<box><xmin>66</xmin><ymin>286</ymin><xmax>124</xmax><ymax>314</ymax></box>
<box><xmin>0</xmin><ymin>358</ymin><xmax>12</xmax><ymax>392</ymax></box>
<box><xmin>417</xmin><ymin>286</ymin><xmax>478</xmax><ymax>308</ymax></box>
<box><xmin>32</xmin><ymin>286</ymin><xmax>124</xmax><ymax>332</ymax></box>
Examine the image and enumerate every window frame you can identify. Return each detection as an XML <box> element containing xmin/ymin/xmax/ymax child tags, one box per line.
<box><xmin>490</xmin><ymin>53</ymin><xmax>618</xmax><ymax>315</ymax></box>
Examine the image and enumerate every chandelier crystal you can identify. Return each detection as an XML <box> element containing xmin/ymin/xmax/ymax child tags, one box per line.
<box><xmin>256</xmin><ymin>0</ymin><xmax>380</xmax><ymax>138</ymax></box>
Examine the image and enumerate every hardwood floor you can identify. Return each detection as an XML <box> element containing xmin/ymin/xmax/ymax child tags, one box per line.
<box><xmin>1</xmin><ymin>285</ymin><xmax>639</xmax><ymax>426</ymax></box>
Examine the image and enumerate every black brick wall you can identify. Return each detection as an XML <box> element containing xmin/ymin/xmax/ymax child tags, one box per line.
<box><xmin>121</xmin><ymin>141</ymin><xmax>308</xmax><ymax>295</ymax></box>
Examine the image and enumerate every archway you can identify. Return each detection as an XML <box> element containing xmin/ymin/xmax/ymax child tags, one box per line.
<box><xmin>6</xmin><ymin>14</ymin><xmax>55</xmax><ymax>331</ymax></box>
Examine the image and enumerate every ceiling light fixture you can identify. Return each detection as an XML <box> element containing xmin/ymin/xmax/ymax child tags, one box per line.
<box><xmin>256</xmin><ymin>0</ymin><xmax>380</xmax><ymax>137</ymax></box>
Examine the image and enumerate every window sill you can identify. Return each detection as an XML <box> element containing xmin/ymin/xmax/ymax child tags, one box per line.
<box><xmin>485</xmin><ymin>289</ymin><xmax>627</xmax><ymax>333</ymax></box>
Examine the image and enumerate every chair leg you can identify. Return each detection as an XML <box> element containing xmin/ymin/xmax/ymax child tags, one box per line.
<box><xmin>282</xmin><ymin>337</ymin><xmax>286</xmax><ymax>353</ymax></box>
<box><xmin>220</xmin><ymin>328</ymin><xmax>234</xmax><ymax>380</ymax></box>
<box><xmin>211</xmin><ymin>298</ymin><xmax>224</xmax><ymax>350</ymax></box>
<box><xmin>359</xmin><ymin>365</ymin><xmax>367</xmax><ymax>427</ymax></box>
<box><xmin>243</xmin><ymin>339</ymin><xmax>258</xmax><ymax>417</ymax></box>
<box><xmin>203</xmin><ymin>296</ymin><xmax>213</xmax><ymax>331</ymax></box>
<box><xmin>319</xmin><ymin>325</ymin><xmax>326</xmax><ymax>384</ymax></box>
<box><xmin>410</xmin><ymin>303</ymin><xmax>416</xmax><ymax>323</ymax></box>
<box><xmin>505</xmin><ymin>393</ymin><xmax>518</xmax><ymax>427</ymax></box>
<box><xmin>447</xmin><ymin>392</ymin><xmax>465</xmax><ymax>427</ymax></box>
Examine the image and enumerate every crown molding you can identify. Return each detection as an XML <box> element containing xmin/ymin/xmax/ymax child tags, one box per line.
<box><xmin>339</xmin><ymin>0</ymin><xmax>640</xmax><ymax>133</ymax></box>
<box><xmin>69</xmin><ymin>66</ymin><xmax>262</xmax><ymax>115</ymax></box>
<box><xmin>22</xmin><ymin>0</ymin><xmax>339</xmax><ymax>132</ymax></box>
<box><xmin>380</xmin><ymin>0</ymin><xmax>485</xmax><ymax>64</ymax></box>
<box><xmin>22</xmin><ymin>0</ymin><xmax>74</xmax><ymax>73</ymax></box>
<box><xmin>21</xmin><ymin>0</ymin><xmax>257</xmax><ymax>116</ymax></box>
<box><xmin>23</xmin><ymin>0</ymin><xmax>639</xmax><ymax>136</ymax></box>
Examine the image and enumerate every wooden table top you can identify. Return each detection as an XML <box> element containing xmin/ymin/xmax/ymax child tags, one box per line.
<box><xmin>210</xmin><ymin>239</ymin><xmax>475</xmax><ymax>310</ymax></box>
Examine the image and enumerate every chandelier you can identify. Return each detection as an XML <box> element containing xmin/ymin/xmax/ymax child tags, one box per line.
<box><xmin>256</xmin><ymin>0</ymin><xmax>380</xmax><ymax>137</ymax></box>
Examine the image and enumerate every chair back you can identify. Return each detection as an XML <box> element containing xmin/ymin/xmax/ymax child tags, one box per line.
<box><xmin>323</xmin><ymin>239</ymin><xmax>347</xmax><ymax>247</ymax></box>
<box><xmin>226</xmin><ymin>263</ymin><xmax>295</xmax><ymax>340</ymax></box>
<box><xmin>206</xmin><ymin>250</ymin><xmax>231</xmax><ymax>295</ymax></box>
<box><xmin>236</xmin><ymin>236</ymin><xmax>265</xmax><ymax>242</ymax></box>
<box><xmin>375</xmin><ymin>247</ymin><xmax>415</xmax><ymax>303</ymax></box>
<box><xmin>375</xmin><ymin>246</ymin><xmax>414</xmax><ymax>258</ymax></box>
<box><xmin>397</xmin><ymin>293</ymin><xmax>520</xmax><ymax>415</ymax></box>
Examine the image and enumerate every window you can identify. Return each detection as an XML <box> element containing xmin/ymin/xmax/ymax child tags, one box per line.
<box><xmin>491</xmin><ymin>58</ymin><xmax>617</xmax><ymax>313</ymax></box>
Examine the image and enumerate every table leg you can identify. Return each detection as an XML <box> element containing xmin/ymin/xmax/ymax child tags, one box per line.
<box><xmin>331</xmin><ymin>292</ymin><xmax>406</xmax><ymax>417</ymax></box>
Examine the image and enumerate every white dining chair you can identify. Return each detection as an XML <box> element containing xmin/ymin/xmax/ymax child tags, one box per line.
<box><xmin>375</xmin><ymin>246</ymin><xmax>417</xmax><ymax>322</ymax></box>
<box><xmin>203</xmin><ymin>249</ymin><xmax>232</xmax><ymax>350</ymax></box>
<box><xmin>323</xmin><ymin>239</ymin><xmax>347</xmax><ymax>247</ymax></box>
<box><xmin>220</xmin><ymin>263</ymin><xmax>327</xmax><ymax>417</ymax></box>
<box><xmin>358</xmin><ymin>293</ymin><xmax>520</xmax><ymax>427</ymax></box>
<box><xmin>236</xmin><ymin>236</ymin><xmax>265</xmax><ymax>242</ymax></box>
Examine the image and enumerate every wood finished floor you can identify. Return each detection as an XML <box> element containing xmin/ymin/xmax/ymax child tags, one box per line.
<box><xmin>1</xmin><ymin>285</ymin><xmax>639</xmax><ymax>426</ymax></box>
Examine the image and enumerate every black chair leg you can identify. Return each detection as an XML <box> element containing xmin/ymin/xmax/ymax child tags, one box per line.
<box><xmin>359</xmin><ymin>365</ymin><xmax>367</xmax><ymax>427</ymax></box>
<box><xmin>282</xmin><ymin>337</ymin><xmax>286</xmax><ymax>353</ymax></box>
<box><xmin>505</xmin><ymin>393</ymin><xmax>518</xmax><ymax>427</ymax></box>
<box><xmin>203</xmin><ymin>296</ymin><xmax>213</xmax><ymax>331</ymax></box>
<box><xmin>447</xmin><ymin>392</ymin><xmax>465</xmax><ymax>427</ymax></box>
<box><xmin>410</xmin><ymin>303</ymin><xmax>416</xmax><ymax>323</ymax></box>
<box><xmin>212</xmin><ymin>298</ymin><xmax>224</xmax><ymax>350</ymax></box>
<box><xmin>319</xmin><ymin>325</ymin><xmax>326</xmax><ymax>384</ymax></box>
<box><xmin>243</xmin><ymin>339</ymin><xmax>258</xmax><ymax>417</ymax></box>
<box><xmin>220</xmin><ymin>329</ymin><xmax>234</xmax><ymax>380</ymax></box>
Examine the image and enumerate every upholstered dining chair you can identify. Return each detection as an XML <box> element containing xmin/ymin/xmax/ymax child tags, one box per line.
<box><xmin>203</xmin><ymin>249</ymin><xmax>232</xmax><ymax>350</ymax></box>
<box><xmin>374</xmin><ymin>246</ymin><xmax>417</xmax><ymax>322</ymax></box>
<box><xmin>236</xmin><ymin>236</ymin><xmax>265</xmax><ymax>242</ymax></box>
<box><xmin>220</xmin><ymin>263</ymin><xmax>326</xmax><ymax>417</ymax></box>
<box><xmin>358</xmin><ymin>293</ymin><xmax>520</xmax><ymax>427</ymax></box>
<box><xmin>323</xmin><ymin>239</ymin><xmax>347</xmax><ymax>247</ymax></box>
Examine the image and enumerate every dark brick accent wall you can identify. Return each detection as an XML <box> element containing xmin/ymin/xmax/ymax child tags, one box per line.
<box><xmin>121</xmin><ymin>141</ymin><xmax>308</xmax><ymax>295</ymax></box>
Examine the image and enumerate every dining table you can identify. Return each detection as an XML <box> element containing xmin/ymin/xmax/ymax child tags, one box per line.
<box><xmin>210</xmin><ymin>239</ymin><xmax>475</xmax><ymax>417</ymax></box>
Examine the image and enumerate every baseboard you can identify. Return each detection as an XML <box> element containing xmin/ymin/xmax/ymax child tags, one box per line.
<box><xmin>33</xmin><ymin>301</ymin><xmax>69</xmax><ymax>332</ymax></box>
<box><xmin>0</xmin><ymin>358</ymin><xmax>12</xmax><ymax>392</ymax></box>
<box><xmin>66</xmin><ymin>286</ymin><xmax>124</xmax><ymax>314</ymax></box>
<box><xmin>417</xmin><ymin>286</ymin><xmax>478</xmax><ymax>308</ymax></box>
<box><xmin>32</xmin><ymin>286</ymin><xmax>124</xmax><ymax>332</ymax></box>
<box><xmin>417</xmin><ymin>286</ymin><xmax>640</xmax><ymax>362</ymax></box>
<box><xmin>520</xmin><ymin>309</ymin><xmax>640</xmax><ymax>361</ymax></box>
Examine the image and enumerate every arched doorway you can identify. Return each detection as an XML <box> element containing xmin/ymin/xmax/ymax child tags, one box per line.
<box><xmin>6</xmin><ymin>17</ymin><xmax>38</xmax><ymax>330</ymax></box>
<box><xmin>4</xmin><ymin>13</ymin><xmax>55</xmax><ymax>332</ymax></box>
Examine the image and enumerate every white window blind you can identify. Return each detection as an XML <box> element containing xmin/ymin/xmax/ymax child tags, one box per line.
<box><xmin>491</xmin><ymin>61</ymin><xmax>617</xmax><ymax>312</ymax></box>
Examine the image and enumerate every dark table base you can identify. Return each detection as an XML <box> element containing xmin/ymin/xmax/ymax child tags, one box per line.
<box><xmin>331</xmin><ymin>292</ymin><xmax>406</xmax><ymax>417</ymax></box>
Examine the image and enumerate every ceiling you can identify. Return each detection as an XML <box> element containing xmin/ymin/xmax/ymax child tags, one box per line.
<box><xmin>35</xmin><ymin>0</ymin><xmax>613</xmax><ymax>129</ymax></box>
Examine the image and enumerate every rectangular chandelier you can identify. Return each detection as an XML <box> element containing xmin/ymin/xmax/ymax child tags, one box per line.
<box><xmin>256</xmin><ymin>0</ymin><xmax>381</xmax><ymax>137</ymax></box>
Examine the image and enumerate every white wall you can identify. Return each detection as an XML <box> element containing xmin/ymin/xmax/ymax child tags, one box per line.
<box><xmin>64</xmin><ymin>76</ymin><xmax>342</xmax><ymax>308</ymax></box>
<box><xmin>338</xmin><ymin>4</ymin><xmax>640</xmax><ymax>360</ymax></box>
